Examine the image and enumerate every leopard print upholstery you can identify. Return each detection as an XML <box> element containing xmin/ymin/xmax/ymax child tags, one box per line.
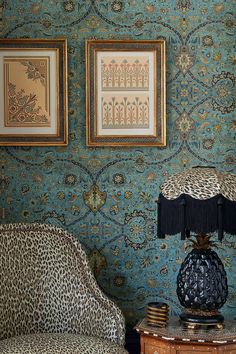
<box><xmin>0</xmin><ymin>333</ymin><xmax>128</xmax><ymax>354</ymax></box>
<box><xmin>0</xmin><ymin>223</ymin><xmax>127</xmax><ymax>353</ymax></box>
<box><xmin>160</xmin><ymin>167</ymin><xmax>236</xmax><ymax>201</ymax></box>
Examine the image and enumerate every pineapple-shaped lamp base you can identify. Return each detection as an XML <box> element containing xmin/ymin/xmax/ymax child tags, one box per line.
<box><xmin>177</xmin><ymin>234</ymin><xmax>228</xmax><ymax>327</ymax></box>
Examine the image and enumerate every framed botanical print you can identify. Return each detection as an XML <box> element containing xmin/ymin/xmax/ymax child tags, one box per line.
<box><xmin>86</xmin><ymin>40</ymin><xmax>166</xmax><ymax>147</ymax></box>
<box><xmin>0</xmin><ymin>38</ymin><xmax>68</xmax><ymax>146</ymax></box>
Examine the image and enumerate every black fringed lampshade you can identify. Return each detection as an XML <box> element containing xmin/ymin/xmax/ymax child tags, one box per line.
<box><xmin>158</xmin><ymin>167</ymin><xmax>236</xmax><ymax>240</ymax></box>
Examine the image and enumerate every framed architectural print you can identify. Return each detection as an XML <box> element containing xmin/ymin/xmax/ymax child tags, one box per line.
<box><xmin>0</xmin><ymin>38</ymin><xmax>68</xmax><ymax>146</ymax></box>
<box><xmin>86</xmin><ymin>40</ymin><xmax>166</xmax><ymax>147</ymax></box>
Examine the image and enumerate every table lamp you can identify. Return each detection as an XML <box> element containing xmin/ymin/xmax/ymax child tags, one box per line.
<box><xmin>157</xmin><ymin>166</ymin><xmax>236</xmax><ymax>328</ymax></box>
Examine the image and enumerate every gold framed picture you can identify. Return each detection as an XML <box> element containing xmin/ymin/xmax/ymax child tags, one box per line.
<box><xmin>0</xmin><ymin>38</ymin><xmax>68</xmax><ymax>146</ymax></box>
<box><xmin>86</xmin><ymin>40</ymin><xmax>166</xmax><ymax>147</ymax></box>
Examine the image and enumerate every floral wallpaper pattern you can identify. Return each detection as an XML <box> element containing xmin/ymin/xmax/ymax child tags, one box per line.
<box><xmin>0</xmin><ymin>0</ymin><xmax>235</xmax><ymax>328</ymax></box>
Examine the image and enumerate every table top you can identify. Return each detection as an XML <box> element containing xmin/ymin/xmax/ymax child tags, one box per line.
<box><xmin>135</xmin><ymin>317</ymin><xmax>236</xmax><ymax>345</ymax></box>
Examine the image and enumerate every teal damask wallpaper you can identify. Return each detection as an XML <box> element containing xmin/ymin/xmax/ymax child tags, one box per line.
<box><xmin>0</xmin><ymin>0</ymin><xmax>235</xmax><ymax>327</ymax></box>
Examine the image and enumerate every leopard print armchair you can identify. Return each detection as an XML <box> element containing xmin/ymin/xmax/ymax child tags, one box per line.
<box><xmin>0</xmin><ymin>223</ymin><xmax>128</xmax><ymax>354</ymax></box>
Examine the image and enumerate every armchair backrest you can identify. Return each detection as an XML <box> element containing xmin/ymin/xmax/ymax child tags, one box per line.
<box><xmin>0</xmin><ymin>223</ymin><xmax>125</xmax><ymax>345</ymax></box>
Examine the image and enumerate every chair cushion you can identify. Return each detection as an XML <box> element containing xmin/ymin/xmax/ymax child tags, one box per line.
<box><xmin>0</xmin><ymin>333</ymin><xmax>128</xmax><ymax>354</ymax></box>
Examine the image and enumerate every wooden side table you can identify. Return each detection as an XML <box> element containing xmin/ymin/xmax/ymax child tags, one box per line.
<box><xmin>135</xmin><ymin>318</ymin><xmax>236</xmax><ymax>354</ymax></box>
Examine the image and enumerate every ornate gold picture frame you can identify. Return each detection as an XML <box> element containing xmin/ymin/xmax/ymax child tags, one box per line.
<box><xmin>86</xmin><ymin>40</ymin><xmax>166</xmax><ymax>147</ymax></box>
<box><xmin>0</xmin><ymin>38</ymin><xmax>68</xmax><ymax>146</ymax></box>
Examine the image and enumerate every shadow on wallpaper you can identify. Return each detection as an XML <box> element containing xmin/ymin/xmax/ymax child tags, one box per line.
<box><xmin>0</xmin><ymin>0</ymin><xmax>235</xmax><ymax>328</ymax></box>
